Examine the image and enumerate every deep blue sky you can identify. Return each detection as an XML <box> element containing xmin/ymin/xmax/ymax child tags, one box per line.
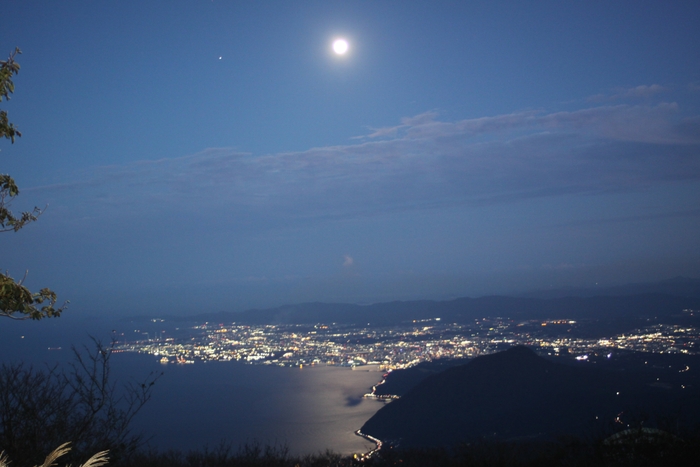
<box><xmin>2</xmin><ymin>1</ymin><xmax>699</xmax><ymax>315</ymax></box>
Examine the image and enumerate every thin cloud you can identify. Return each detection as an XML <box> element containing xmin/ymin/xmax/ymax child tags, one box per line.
<box><xmin>353</xmin><ymin>126</ymin><xmax>400</xmax><ymax>139</ymax></box>
<box><xmin>617</xmin><ymin>84</ymin><xmax>666</xmax><ymax>99</ymax></box>
<box><xmin>343</xmin><ymin>255</ymin><xmax>354</xmax><ymax>267</ymax></box>
<box><xmin>587</xmin><ymin>84</ymin><xmax>667</xmax><ymax>102</ymax></box>
<box><xmin>355</xmin><ymin>111</ymin><xmax>439</xmax><ymax>139</ymax></box>
<box><xmin>23</xmin><ymin>102</ymin><xmax>700</xmax><ymax>230</ymax></box>
<box><xmin>554</xmin><ymin>207</ymin><xmax>700</xmax><ymax>228</ymax></box>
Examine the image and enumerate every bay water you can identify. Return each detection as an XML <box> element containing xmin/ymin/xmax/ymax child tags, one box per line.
<box><xmin>1</xmin><ymin>316</ymin><xmax>384</xmax><ymax>455</ymax></box>
<box><xmin>113</xmin><ymin>353</ymin><xmax>383</xmax><ymax>455</ymax></box>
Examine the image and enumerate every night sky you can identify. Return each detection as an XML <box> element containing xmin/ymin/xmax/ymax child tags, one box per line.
<box><xmin>2</xmin><ymin>1</ymin><xmax>699</xmax><ymax>315</ymax></box>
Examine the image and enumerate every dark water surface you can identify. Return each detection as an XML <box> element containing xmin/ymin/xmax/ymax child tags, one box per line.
<box><xmin>1</xmin><ymin>317</ymin><xmax>384</xmax><ymax>455</ymax></box>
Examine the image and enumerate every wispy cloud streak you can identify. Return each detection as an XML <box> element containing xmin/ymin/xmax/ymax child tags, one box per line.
<box><xmin>26</xmin><ymin>102</ymin><xmax>700</xmax><ymax>228</ymax></box>
<box><xmin>587</xmin><ymin>84</ymin><xmax>668</xmax><ymax>102</ymax></box>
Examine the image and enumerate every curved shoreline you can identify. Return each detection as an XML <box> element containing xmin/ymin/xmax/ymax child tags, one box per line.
<box><xmin>354</xmin><ymin>371</ymin><xmax>401</xmax><ymax>459</ymax></box>
<box><xmin>354</xmin><ymin>430</ymin><xmax>383</xmax><ymax>460</ymax></box>
<box><xmin>363</xmin><ymin>372</ymin><xmax>401</xmax><ymax>401</ymax></box>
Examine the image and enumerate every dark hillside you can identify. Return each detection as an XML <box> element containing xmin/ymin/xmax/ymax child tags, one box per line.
<box><xmin>361</xmin><ymin>346</ymin><xmax>700</xmax><ymax>447</ymax></box>
<box><xmin>375</xmin><ymin>358</ymin><xmax>471</xmax><ymax>397</ymax></box>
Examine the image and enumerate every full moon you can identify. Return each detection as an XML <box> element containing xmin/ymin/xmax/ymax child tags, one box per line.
<box><xmin>333</xmin><ymin>39</ymin><xmax>349</xmax><ymax>55</ymax></box>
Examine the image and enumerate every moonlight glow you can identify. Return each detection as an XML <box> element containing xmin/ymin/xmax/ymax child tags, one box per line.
<box><xmin>333</xmin><ymin>39</ymin><xmax>349</xmax><ymax>55</ymax></box>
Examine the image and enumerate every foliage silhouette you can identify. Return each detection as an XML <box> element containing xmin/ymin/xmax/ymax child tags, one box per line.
<box><xmin>0</xmin><ymin>47</ymin><xmax>66</xmax><ymax>320</ymax></box>
<box><xmin>0</xmin><ymin>442</ymin><xmax>109</xmax><ymax>467</ymax></box>
<box><xmin>0</xmin><ymin>339</ymin><xmax>159</xmax><ymax>465</ymax></box>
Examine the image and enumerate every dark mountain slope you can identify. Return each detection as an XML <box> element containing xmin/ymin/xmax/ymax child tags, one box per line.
<box><xmin>361</xmin><ymin>347</ymin><xmax>700</xmax><ymax>447</ymax></box>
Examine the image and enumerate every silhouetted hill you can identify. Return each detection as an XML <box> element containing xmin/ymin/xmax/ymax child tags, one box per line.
<box><xmin>360</xmin><ymin>346</ymin><xmax>700</xmax><ymax>447</ymax></box>
<box><xmin>375</xmin><ymin>358</ymin><xmax>471</xmax><ymax>398</ymax></box>
<box><xmin>188</xmin><ymin>293</ymin><xmax>700</xmax><ymax>326</ymax></box>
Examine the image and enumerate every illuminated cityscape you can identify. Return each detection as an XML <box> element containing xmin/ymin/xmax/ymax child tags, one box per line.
<box><xmin>116</xmin><ymin>309</ymin><xmax>699</xmax><ymax>369</ymax></box>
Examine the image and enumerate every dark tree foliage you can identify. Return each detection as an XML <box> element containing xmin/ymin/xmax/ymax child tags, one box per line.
<box><xmin>126</xmin><ymin>442</ymin><xmax>354</xmax><ymax>467</ymax></box>
<box><xmin>0</xmin><ymin>339</ymin><xmax>160</xmax><ymax>465</ymax></box>
<box><xmin>0</xmin><ymin>48</ymin><xmax>22</xmax><ymax>144</ymax></box>
<box><xmin>0</xmin><ymin>47</ymin><xmax>66</xmax><ymax>320</ymax></box>
<box><xmin>70</xmin><ymin>434</ymin><xmax>700</xmax><ymax>467</ymax></box>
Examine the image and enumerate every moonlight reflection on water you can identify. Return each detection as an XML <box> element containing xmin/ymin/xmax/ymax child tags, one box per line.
<box><xmin>114</xmin><ymin>354</ymin><xmax>383</xmax><ymax>455</ymax></box>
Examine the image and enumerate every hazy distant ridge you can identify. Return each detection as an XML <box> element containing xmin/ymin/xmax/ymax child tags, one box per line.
<box><xmin>192</xmin><ymin>291</ymin><xmax>700</xmax><ymax>326</ymax></box>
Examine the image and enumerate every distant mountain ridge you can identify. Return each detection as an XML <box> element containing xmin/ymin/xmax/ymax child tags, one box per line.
<box><xmin>136</xmin><ymin>277</ymin><xmax>700</xmax><ymax>326</ymax></box>
<box><xmin>188</xmin><ymin>292</ymin><xmax>700</xmax><ymax>327</ymax></box>
<box><xmin>360</xmin><ymin>346</ymin><xmax>700</xmax><ymax>447</ymax></box>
